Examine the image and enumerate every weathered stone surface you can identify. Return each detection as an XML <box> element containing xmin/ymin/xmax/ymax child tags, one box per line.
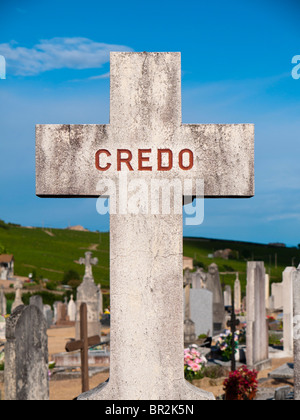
<box><xmin>293</xmin><ymin>265</ymin><xmax>300</xmax><ymax>400</ymax></box>
<box><xmin>36</xmin><ymin>52</ymin><xmax>255</xmax><ymax>401</ymax></box>
<box><xmin>75</xmin><ymin>252</ymin><xmax>101</xmax><ymax>340</ymax></box>
<box><xmin>36</xmin><ymin>53</ymin><xmax>254</xmax><ymax>199</ymax></box>
<box><xmin>282</xmin><ymin>267</ymin><xmax>296</xmax><ymax>355</ymax></box>
<box><xmin>246</xmin><ymin>262</ymin><xmax>271</xmax><ymax>371</ymax></box>
<box><xmin>5</xmin><ymin>305</ymin><xmax>49</xmax><ymax>400</ymax></box>
<box><xmin>206</xmin><ymin>263</ymin><xmax>226</xmax><ymax>334</ymax></box>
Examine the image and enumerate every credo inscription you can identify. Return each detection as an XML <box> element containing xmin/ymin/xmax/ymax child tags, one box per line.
<box><xmin>95</xmin><ymin>148</ymin><xmax>194</xmax><ymax>172</ymax></box>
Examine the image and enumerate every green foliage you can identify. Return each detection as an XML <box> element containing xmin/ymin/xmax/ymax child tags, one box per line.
<box><xmin>63</xmin><ymin>269</ymin><xmax>80</xmax><ymax>286</ymax></box>
<box><xmin>0</xmin><ymin>220</ymin><xmax>9</xmax><ymax>230</ymax></box>
<box><xmin>0</xmin><ymin>225</ymin><xmax>110</xmax><ymax>288</ymax></box>
<box><xmin>0</xmin><ymin>243</ymin><xmax>6</xmax><ymax>254</ymax></box>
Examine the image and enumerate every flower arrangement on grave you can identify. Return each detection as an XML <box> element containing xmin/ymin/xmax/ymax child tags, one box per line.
<box><xmin>216</xmin><ymin>329</ymin><xmax>240</xmax><ymax>362</ymax></box>
<box><xmin>223</xmin><ymin>366</ymin><xmax>258</xmax><ymax>400</ymax></box>
<box><xmin>184</xmin><ymin>346</ymin><xmax>207</xmax><ymax>382</ymax></box>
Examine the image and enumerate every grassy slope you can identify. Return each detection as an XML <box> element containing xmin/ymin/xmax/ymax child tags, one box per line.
<box><xmin>0</xmin><ymin>225</ymin><xmax>110</xmax><ymax>288</ymax></box>
<box><xmin>0</xmin><ymin>223</ymin><xmax>299</xmax><ymax>295</ymax></box>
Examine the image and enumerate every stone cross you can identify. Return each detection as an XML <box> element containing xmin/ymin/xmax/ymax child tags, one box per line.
<box><xmin>5</xmin><ymin>305</ymin><xmax>49</xmax><ymax>400</ymax></box>
<box><xmin>36</xmin><ymin>52</ymin><xmax>254</xmax><ymax>400</ymax></box>
<box><xmin>79</xmin><ymin>251</ymin><xmax>98</xmax><ymax>280</ymax></box>
<box><xmin>66</xmin><ymin>303</ymin><xmax>100</xmax><ymax>393</ymax></box>
<box><xmin>246</xmin><ymin>261</ymin><xmax>271</xmax><ymax>371</ymax></box>
<box><xmin>11</xmin><ymin>279</ymin><xmax>24</xmax><ymax>313</ymax></box>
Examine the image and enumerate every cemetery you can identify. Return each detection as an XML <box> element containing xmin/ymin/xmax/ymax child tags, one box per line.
<box><xmin>0</xmin><ymin>46</ymin><xmax>298</xmax><ymax>399</ymax></box>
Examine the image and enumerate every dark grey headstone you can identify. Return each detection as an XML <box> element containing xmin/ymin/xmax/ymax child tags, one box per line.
<box><xmin>4</xmin><ymin>305</ymin><xmax>49</xmax><ymax>400</ymax></box>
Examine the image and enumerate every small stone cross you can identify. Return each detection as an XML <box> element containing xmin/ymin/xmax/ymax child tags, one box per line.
<box><xmin>79</xmin><ymin>252</ymin><xmax>98</xmax><ymax>280</ymax></box>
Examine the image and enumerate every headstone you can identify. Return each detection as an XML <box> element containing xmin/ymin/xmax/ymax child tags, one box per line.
<box><xmin>76</xmin><ymin>252</ymin><xmax>101</xmax><ymax>340</ymax></box>
<box><xmin>265</xmin><ymin>273</ymin><xmax>270</xmax><ymax>309</ymax></box>
<box><xmin>246</xmin><ymin>261</ymin><xmax>271</xmax><ymax>371</ymax></box>
<box><xmin>56</xmin><ymin>301</ymin><xmax>72</xmax><ymax>326</ymax></box>
<box><xmin>0</xmin><ymin>315</ymin><xmax>5</xmax><ymax>340</ymax></box>
<box><xmin>282</xmin><ymin>267</ymin><xmax>296</xmax><ymax>355</ymax></box>
<box><xmin>68</xmin><ymin>294</ymin><xmax>76</xmax><ymax>322</ymax></box>
<box><xmin>293</xmin><ymin>264</ymin><xmax>300</xmax><ymax>400</ymax></box>
<box><xmin>189</xmin><ymin>289</ymin><xmax>213</xmax><ymax>337</ymax></box>
<box><xmin>4</xmin><ymin>305</ymin><xmax>49</xmax><ymax>400</ymax></box>
<box><xmin>0</xmin><ymin>286</ymin><xmax>6</xmax><ymax>316</ymax></box>
<box><xmin>224</xmin><ymin>285</ymin><xmax>232</xmax><ymax>308</ymax></box>
<box><xmin>272</xmin><ymin>282</ymin><xmax>283</xmax><ymax>310</ymax></box>
<box><xmin>29</xmin><ymin>295</ymin><xmax>43</xmax><ymax>313</ymax></box>
<box><xmin>234</xmin><ymin>273</ymin><xmax>241</xmax><ymax>314</ymax></box>
<box><xmin>36</xmin><ymin>51</ymin><xmax>254</xmax><ymax>400</ymax></box>
<box><xmin>183</xmin><ymin>279</ymin><xmax>196</xmax><ymax>344</ymax></box>
<box><xmin>43</xmin><ymin>304</ymin><xmax>53</xmax><ymax>329</ymax></box>
<box><xmin>11</xmin><ymin>279</ymin><xmax>24</xmax><ymax>313</ymax></box>
<box><xmin>206</xmin><ymin>263</ymin><xmax>226</xmax><ymax>334</ymax></box>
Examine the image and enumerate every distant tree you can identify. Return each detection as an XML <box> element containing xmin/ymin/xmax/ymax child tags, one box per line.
<box><xmin>0</xmin><ymin>220</ymin><xmax>9</xmax><ymax>230</ymax></box>
<box><xmin>298</xmin><ymin>244</ymin><xmax>300</xmax><ymax>250</ymax></box>
<box><xmin>0</xmin><ymin>243</ymin><xmax>6</xmax><ymax>254</ymax></box>
<box><xmin>63</xmin><ymin>269</ymin><xmax>80</xmax><ymax>287</ymax></box>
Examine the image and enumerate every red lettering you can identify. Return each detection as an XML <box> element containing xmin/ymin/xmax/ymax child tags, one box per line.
<box><xmin>117</xmin><ymin>149</ymin><xmax>134</xmax><ymax>171</ymax></box>
<box><xmin>157</xmin><ymin>149</ymin><xmax>173</xmax><ymax>171</ymax></box>
<box><xmin>95</xmin><ymin>149</ymin><xmax>111</xmax><ymax>171</ymax></box>
<box><xmin>138</xmin><ymin>149</ymin><xmax>152</xmax><ymax>171</ymax></box>
<box><xmin>179</xmin><ymin>149</ymin><xmax>194</xmax><ymax>170</ymax></box>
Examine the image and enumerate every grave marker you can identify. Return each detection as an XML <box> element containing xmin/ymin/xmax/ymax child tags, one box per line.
<box><xmin>66</xmin><ymin>303</ymin><xmax>100</xmax><ymax>393</ymax></box>
<box><xmin>246</xmin><ymin>262</ymin><xmax>271</xmax><ymax>371</ymax></box>
<box><xmin>36</xmin><ymin>52</ymin><xmax>254</xmax><ymax>400</ymax></box>
<box><xmin>5</xmin><ymin>305</ymin><xmax>49</xmax><ymax>400</ymax></box>
<box><xmin>76</xmin><ymin>252</ymin><xmax>101</xmax><ymax>340</ymax></box>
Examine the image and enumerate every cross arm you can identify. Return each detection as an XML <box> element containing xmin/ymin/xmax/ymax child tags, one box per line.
<box><xmin>36</xmin><ymin>124</ymin><xmax>109</xmax><ymax>198</ymax></box>
<box><xmin>65</xmin><ymin>335</ymin><xmax>101</xmax><ymax>352</ymax></box>
<box><xmin>179</xmin><ymin>123</ymin><xmax>254</xmax><ymax>198</ymax></box>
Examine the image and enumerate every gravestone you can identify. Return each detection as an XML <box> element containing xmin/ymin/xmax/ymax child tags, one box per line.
<box><xmin>0</xmin><ymin>286</ymin><xmax>6</xmax><ymax>316</ymax></box>
<box><xmin>282</xmin><ymin>267</ymin><xmax>296</xmax><ymax>355</ymax></box>
<box><xmin>271</xmin><ymin>283</ymin><xmax>283</xmax><ymax>310</ymax></box>
<box><xmin>265</xmin><ymin>273</ymin><xmax>270</xmax><ymax>309</ymax></box>
<box><xmin>293</xmin><ymin>265</ymin><xmax>300</xmax><ymax>400</ymax></box>
<box><xmin>0</xmin><ymin>315</ymin><xmax>5</xmax><ymax>340</ymax></box>
<box><xmin>246</xmin><ymin>261</ymin><xmax>271</xmax><ymax>371</ymax></box>
<box><xmin>76</xmin><ymin>252</ymin><xmax>101</xmax><ymax>340</ymax></box>
<box><xmin>183</xmin><ymin>276</ymin><xmax>196</xmax><ymax>344</ymax></box>
<box><xmin>184</xmin><ymin>269</ymin><xmax>213</xmax><ymax>338</ymax></box>
<box><xmin>56</xmin><ymin>301</ymin><xmax>72</xmax><ymax>326</ymax></box>
<box><xmin>5</xmin><ymin>305</ymin><xmax>49</xmax><ymax>400</ymax></box>
<box><xmin>234</xmin><ymin>273</ymin><xmax>241</xmax><ymax>313</ymax></box>
<box><xmin>68</xmin><ymin>294</ymin><xmax>77</xmax><ymax>322</ymax></box>
<box><xmin>11</xmin><ymin>279</ymin><xmax>24</xmax><ymax>313</ymax></box>
<box><xmin>43</xmin><ymin>304</ymin><xmax>53</xmax><ymax>329</ymax></box>
<box><xmin>189</xmin><ymin>289</ymin><xmax>213</xmax><ymax>337</ymax></box>
<box><xmin>206</xmin><ymin>263</ymin><xmax>226</xmax><ymax>334</ymax></box>
<box><xmin>36</xmin><ymin>52</ymin><xmax>254</xmax><ymax>400</ymax></box>
<box><xmin>29</xmin><ymin>295</ymin><xmax>43</xmax><ymax>313</ymax></box>
<box><xmin>224</xmin><ymin>285</ymin><xmax>232</xmax><ymax>308</ymax></box>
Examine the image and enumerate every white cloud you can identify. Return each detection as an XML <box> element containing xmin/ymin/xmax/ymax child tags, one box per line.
<box><xmin>0</xmin><ymin>37</ymin><xmax>133</xmax><ymax>76</ymax></box>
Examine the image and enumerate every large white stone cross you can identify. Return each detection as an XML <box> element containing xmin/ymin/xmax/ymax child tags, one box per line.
<box><xmin>36</xmin><ymin>52</ymin><xmax>254</xmax><ymax>400</ymax></box>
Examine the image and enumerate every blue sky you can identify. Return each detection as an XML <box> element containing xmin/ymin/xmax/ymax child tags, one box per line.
<box><xmin>0</xmin><ymin>0</ymin><xmax>300</xmax><ymax>246</ymax></box>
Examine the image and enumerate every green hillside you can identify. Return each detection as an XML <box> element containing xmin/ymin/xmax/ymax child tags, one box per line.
<box><xmin>0</xmin><ymin>220</ymin><xmax>299</xmax><ymax>296</ymax></box>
